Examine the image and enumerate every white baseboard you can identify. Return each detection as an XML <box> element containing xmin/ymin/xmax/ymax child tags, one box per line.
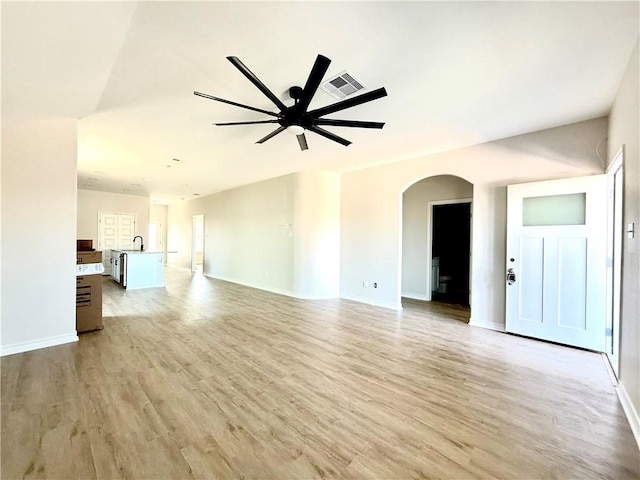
<box><xmin>292</xmin><ymin>291</ymin><xmax>340</xmax><ymax>300</ymax></box>
<box><xmin>468</xmin><ymin>317</ymin><xmax>505</xmax><ymax>332</ymax></box>
<box><xmin>204</xmin><ymin>274</ymin><xmax>338</xmax><ymax>300</ymax></box>
<box><xmin>401</xmin><ymin>292</ymin><xmax>428</xmax><ymax>301</ymax></box>
<box><xmin>616</xmin><ymin>381</ymin><xmax>640</xmax><ymax>450</ymax></box>
<box><xmin>340</xmin><ymin>294</ymin><xmax>402</xmax><ymax>311</ymax></box>
<box><xmin>1</xmin><ymin>333</ymin><xmax>78</xmax><ymax>357</ymax></box>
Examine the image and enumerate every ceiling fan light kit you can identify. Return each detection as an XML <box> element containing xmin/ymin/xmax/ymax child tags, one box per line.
<box><xmin>285</xmin><ymin>125</ymin><xmax>305</xmax><ymax>136</ymax></box>
<box><xmin>194</xmin><ymin>54</ymin><xmax>387</xmax><ymax>151</ymax></box>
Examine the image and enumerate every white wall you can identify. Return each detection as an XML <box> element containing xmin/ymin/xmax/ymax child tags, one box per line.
<box><xmin>402</xmin><ymin>175</ymin><xmax>473</xmax><ymax>299</ymax></box>
<box><xmin>168</xmin><ymin>174</ymin><xmax>296</xmax><ymax>293</ymax></box>
<box><xmin>167</xmin><ymin>171</ymin><xmax>341</xmax><ymax>299</ymax></box>
<box><xmin>341</xmin><ymin>117</ymin><xmax>608</xmax><ymax>324</ymax></box>
<box><xmin>150</xmin><ymin>204</ymin><xmax>168</xmax><ymax>254</ymax></box>
<box><xmin>77</xmin><ymin>189</ymin><xmax>150</xmax><ymax>248</ymax></box>
<box><xmin>293</xmin><ymin>171</ymin><xmax>341</xmax><ymax>298</ymax></box>
<box><xmin>1</xmin><ymin>118</ymin><xmax>79</xmax><ymax>355</ymax></box>
<box><xmin>607</xmin><ymin>40</ymin><xmax>639</xmax><ymax>438</ymax></box>
<box><xmin>166</xmin><ymin>196</ymin><xmax>205</xmax><ymax>271</ymax></box>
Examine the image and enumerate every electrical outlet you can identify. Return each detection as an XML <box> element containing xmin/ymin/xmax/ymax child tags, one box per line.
<box><xmin>373</xmin><ymin>282</ymin><xmax>378</xmax><ymax>288</ymax></box>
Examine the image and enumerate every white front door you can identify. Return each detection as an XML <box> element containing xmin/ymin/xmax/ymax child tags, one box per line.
<box><xmin>505</xmin><ymin>175</ymin><xmax>607</xmax><ymax>351</ymax></box>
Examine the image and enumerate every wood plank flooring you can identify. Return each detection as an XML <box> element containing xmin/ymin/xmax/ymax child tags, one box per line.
<box><xmin>2</xmin><ymin>269</ymin><xmax>639</xmax><ymax>479</ymax></box>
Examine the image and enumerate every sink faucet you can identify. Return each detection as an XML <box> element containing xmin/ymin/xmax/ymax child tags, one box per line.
<box><xmin>132</xmin><ymin>235</ymin><xmax>144</xmax><ymax>252</ymax></box>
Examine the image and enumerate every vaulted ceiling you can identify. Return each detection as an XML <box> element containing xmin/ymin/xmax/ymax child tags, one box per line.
<box><xmin>3</xmin><ymin>1</ymin><xmax>638</xmax><ymax>204</ymax></box>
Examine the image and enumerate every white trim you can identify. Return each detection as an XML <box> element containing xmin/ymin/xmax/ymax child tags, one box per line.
<box><xmin>340</xmin><ymin>294</ymin><xmax>403</xmax><ymax>311</ymax></box>
<box><xmin>601</xmin><ymin>353</ymin><xmax>619</xmax><ymax>387</ymax></box>
<box><xmin>606</xmin><ymin>145</ymin><xmax>625</xmax><ymax>174</ymax></box>
<box><xmin>397</xmin><ymin>197</ymin><xmax>405</xmax><ymax>307</ymax></box>
<box><xmin>468</xmin><ymin>317</ymin><xmax>505</xmax><ymax>332</ymax></box>
<box><xmin>292</xmin><ymin>292</ymin><xmax>340</xmax><ymax>300</ymax></box>
<box><xmin>616</xmin><ymin>381</ymin><xmax>640</xmax><ymax>450</ymax></box>
<box><xmin>204</xmin><ymin>274</ymin><xmax>339</xmax><ymax>300</ymax></box>
<box><xmin>1</xmin><ymin>333</ymin><xmax>78</xmax><ymax>357</ymax></box>
<box><xmin>401</xmin><ymin>292</ymin><xmax>429</xmax><ymax>301</ymax></box>
<box><xmin>604</xmin><ymin>145</ymin><xmax>624</xmax><ymax>378</ymax></box>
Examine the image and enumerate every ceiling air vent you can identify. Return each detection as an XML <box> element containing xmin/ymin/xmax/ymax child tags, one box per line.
<box><xmin>320</xmin><ymin>71</ymin><xmax>366</xmax><ymax>100</ymax></box>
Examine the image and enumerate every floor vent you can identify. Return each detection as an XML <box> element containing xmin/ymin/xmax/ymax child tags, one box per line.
<box><xmin>320</xmin><ymin>71</ymin><xmax>366</xmax><ymax>100</ymax></box>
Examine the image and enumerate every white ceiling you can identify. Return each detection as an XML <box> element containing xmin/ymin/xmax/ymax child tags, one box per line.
<box><xmin>3</xmin><ymin>1</ymin><xmax>638</xmax><ymax>204</ymax></box>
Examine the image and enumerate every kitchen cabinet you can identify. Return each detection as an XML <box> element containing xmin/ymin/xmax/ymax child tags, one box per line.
<box><xmin>111</xmin><ymin>251</ymin><xmax>121</xmax><ymax>282</ymax></box>
<box><xmin>111</xmin><ymin>250</ymin><xmax>164</xmax><ymax>289</ymax></box>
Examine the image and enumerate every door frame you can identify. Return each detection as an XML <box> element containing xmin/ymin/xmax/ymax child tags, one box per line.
<box><xmin>191</xmin><ymin>214</ymin><xmax>205</xmax><ymax>274</ymax></box>
<box><xmin>605</xmin><ymin>146</ymin><xmax>624</xmax><ymax>378</ymax></box>
<box><xmin>426</xmin><ymin>198</ymin><xmax>472</xmax><ymax>302</ymax></box>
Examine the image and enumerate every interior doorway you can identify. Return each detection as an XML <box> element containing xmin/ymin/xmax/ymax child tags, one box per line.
<box><xmin>430</xmin><ymin>201</ymin><xmax>472</xmax><ymax>306</ymax></box>
<box><xmin>401</xmin><ymin>175</ymin><xmax>473</xmax><ymax>315</ymax></box>
<box><xmin>191</xmin><ymin>214</ymin><xmax>204</xmax><ymax>274</ymax></box>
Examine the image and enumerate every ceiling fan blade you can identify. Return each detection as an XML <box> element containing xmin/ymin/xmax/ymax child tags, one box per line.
<box><xmin>297</xmin><ymin>133</ymin><xmax>309</xmax><ymax>151</ymax></box>
<box><xmin>214</xmin><ymin>120</ymin><xmax>280</xmax><ymax>126</ymax></box>
<box><xmin>194</xmin><ymin>91</ymin><xmax>279</xmax><ymax>117</ymax></box>
<box><xmin>307</xmin><ymin>126</ymin><xmax>351</xmax><ymax>146</ymax></box>
<box><xmin>256</xmin><ymin>126</ymin><xmax>286</xmax><ymax>144</ymax></box>
<box><xmin>227</xmin><ymin>56</ymin><xmax>288</xmax><ymax>112</ymax></box>
<box><xmin>297</xmin><ymin>54</ymin><xmax>331</xmax><ymax>113</ymax></box>
<box><xmin>309</xmin><ymin>87</ymin><xmax>388</xmax><ymax>118</ymax></box>
<box><xmin>314</xmin><ymin>119</ymin><xmax>385</xmax><ymax>129</ymax></box>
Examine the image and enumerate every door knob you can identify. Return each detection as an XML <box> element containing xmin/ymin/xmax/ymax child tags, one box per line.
<box><xmin>507</xmin><ymin>268</ymin><xmax>516</xmax><ymax>285</ymax></box>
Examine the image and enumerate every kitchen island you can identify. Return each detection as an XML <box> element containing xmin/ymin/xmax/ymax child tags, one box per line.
<box><xmin>111</xmin><ymin>250</ymin><xmax>164</xmax><ymax>289</ymax></box>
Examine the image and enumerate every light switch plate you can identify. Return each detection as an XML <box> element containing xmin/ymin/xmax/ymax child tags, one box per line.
<box><xmin>627</xmin><ymin>222</ymin><xmax>635</xmax><ymax>239</ymax></box>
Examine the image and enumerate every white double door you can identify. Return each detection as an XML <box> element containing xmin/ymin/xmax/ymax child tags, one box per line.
<box><xmin>98</xmin><ymin>212</ymin><xmax>136</xmax><ymax>276</ymax></box>
<box><xmin>505</xmin><ymin>175</ymin><xmax>607</xmax><ymax>351</ymax></box>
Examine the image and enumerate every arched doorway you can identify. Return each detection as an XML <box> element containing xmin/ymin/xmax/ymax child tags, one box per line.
<box><xmin>401</xmin><ymin>175</ymin><xmax>473</xmax><ymax>315</ymax></box>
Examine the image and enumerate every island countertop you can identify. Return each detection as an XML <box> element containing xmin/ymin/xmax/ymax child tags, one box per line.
<box><xmin>112</xmin><ymin>249</ymin><xmax>165</xmax><ymax>255</ymax></box>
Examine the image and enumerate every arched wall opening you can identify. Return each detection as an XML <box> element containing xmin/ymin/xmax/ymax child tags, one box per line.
<box><xmin>400</xmin><ymin>174</ymin><xmax>474</xmax><ymax>316</ymax></box>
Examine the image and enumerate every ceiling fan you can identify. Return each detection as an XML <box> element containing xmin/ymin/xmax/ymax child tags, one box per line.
<box><xmin>194</xmin><ymin>54</ymin><xmax>387</xmax><ymax>151</ymax></box>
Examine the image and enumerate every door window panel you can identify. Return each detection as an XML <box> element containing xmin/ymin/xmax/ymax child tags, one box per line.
<box><xmin>522</xmin><ymin>193</ymin><xmax>586</xmax><ymax>226</ymax></box>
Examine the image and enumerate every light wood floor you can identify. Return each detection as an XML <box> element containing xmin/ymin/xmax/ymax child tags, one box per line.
<box><xmin>2</xmin><ymin>269</ymin><xmax>638</xmax><ymax>479</ymax></box>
